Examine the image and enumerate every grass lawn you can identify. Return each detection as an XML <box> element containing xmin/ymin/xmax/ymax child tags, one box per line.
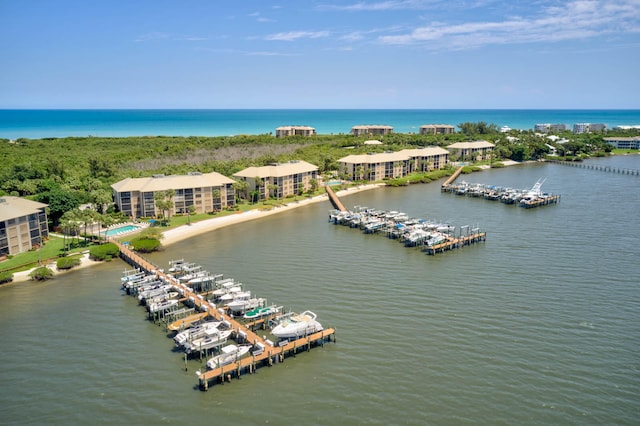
<box><xmin>0</xmin><ymin>236</ymin><xmax>94</xmax><ymax>273</ymax></box>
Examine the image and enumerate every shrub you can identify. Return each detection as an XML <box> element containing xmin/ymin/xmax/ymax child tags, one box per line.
<box><xmin>90</xmin><ymin>243</ymin><xmax>120</xmax><ymax>261</ymax></box>
<box><xmin>0</xmin><ymin>271</ymin><xmax>14</xmax><ymax>284</ymax></box>
<box><xmin>29</xmin><ymin>266</ymin><xmax>54</xmax><ymax>281</ymax></box>
<box><xmin>57</xmin><ymin>256</ymin><xmax>81</xmax><ymax>270</ymax></box>
<box><xmin>130</xmin><ymin>237</ymin><xmax>161</xmax><ymax>253</ymax></box>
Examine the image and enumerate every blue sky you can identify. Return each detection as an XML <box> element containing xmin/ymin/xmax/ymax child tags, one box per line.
<box><xmin>1</xmin><ymin>0</ymin><xmax>639</xmax><ymax>109</ymax></box>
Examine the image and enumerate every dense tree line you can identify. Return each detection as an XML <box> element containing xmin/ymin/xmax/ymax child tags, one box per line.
<box><xmin>1</xmin><ymin>125</ymin><xmax>634</xmax><ymax>229</ymax></box>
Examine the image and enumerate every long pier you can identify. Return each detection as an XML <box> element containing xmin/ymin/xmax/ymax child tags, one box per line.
<box><xmin>441</xmin><ymin>166</ymin><xmax>465</xmax><ymax>189</ymax></box>
<box><xmin>325</xmin><ymin>185</ymin><xmax>347</xmax><ymax>212</ymax></box>
<box><xmin>115</xmin><ymin>241</ymin><xmax>335</xmax><ymax>390</ymax></box>
<box><xmin>547</xmin><ymin>159</ymin><xmax>640</xmax><ymax>176</ymax></box>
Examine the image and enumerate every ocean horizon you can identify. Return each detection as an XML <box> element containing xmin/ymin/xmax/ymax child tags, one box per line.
<box><xmin>1</xmin><ymin>108</ymin><xmax>640</xmax><ymax>140</ymax></box>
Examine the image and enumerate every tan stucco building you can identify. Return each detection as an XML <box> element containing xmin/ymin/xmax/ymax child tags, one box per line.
<box><xmin>419</xmin><ymin>124</ymin><xmax>456</xmax><ymax>135</ymax></box>
<box><xmin>111</xmin><ymin>172</ymin><xmax>236</xmax><ymax>219</ymax></box>
<box><xmin>275</xmin><ymin>126</ymin><xmax>316</xmax><ymax>137</ymax></box>
<box><xmin>233</xmin><ymin>160</ymin><xmax>319</xmax><ymax>200</ymax></box>
<box><xmin>338</xmin><ymin>147</ymin><xmax>450</xmax><ymax>181</ymax></box>
<box><xmin>351</xmin><ymin>125</ymin><xmax>394</xmax><ymax>137</ymax></box>
<box><xmin>0</xmin><ymin>196</ymin><xmax>49</xmax><ymax>257</ymax></box>
<box><xmin>446</xmin><ymin>141</ymin><xmax>495</xmax><ymax>161</ymax></box>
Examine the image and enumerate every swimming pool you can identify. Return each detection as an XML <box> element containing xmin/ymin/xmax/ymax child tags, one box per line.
<box><xmin>104</xmin><ymin>225</ymin><xmax>141</xmax><ymax>236</ymax></box>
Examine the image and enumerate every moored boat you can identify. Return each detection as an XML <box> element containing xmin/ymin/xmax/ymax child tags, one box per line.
<box><xmin>168</xmin><ymin>312</ymin><xmax>210</xmax><ymax>332</ymax></box>
<box><xmin>244</xmin><ymin>305</ymin><xmax>282</xmax><ymax>319</ymax></box>
<box><xmin>184</xmin><ymin>329</ymin><xmax>232</xmax><ymax>354</ymax></box>
<box><xmin>271</xmin><ymin>311</ymin><xmax>323</xmax><ymax>340</ymax></box>
<box><xmin>206</xmin><ymin>344</ymin><xmax>253</xmax><ymax>370</ymax></box>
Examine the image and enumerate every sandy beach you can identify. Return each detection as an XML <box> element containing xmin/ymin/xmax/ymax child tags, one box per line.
<box><xmin>159</xmin><ymin>183</ymin><xmax>383</xmax><ymax>247</ymax></box>
<box><xmin>9</xmin><ymin>184</ymin><xmax>384</xmax><ymax>283</ymax></box>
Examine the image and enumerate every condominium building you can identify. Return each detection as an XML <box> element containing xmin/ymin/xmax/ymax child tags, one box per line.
<box><xmin>535</xmin><ymin>123</ymin><xmax>568</xmax><ymax>133</ymax></box>
<box><xmin>337</xmin><ymin>147</ymin><xmax>449</xmax><ymax>181</ymax></box>
<box><xmin>233</xmin><ymin>160</ymin><xmax>319</xmax><ymax>200</ymax></box>
<box><xmin>0</xmin><ymin>196</ymin><xmax>49</xmax><ymax>257</ymax></box>
<box><xmin>446</xmin><ymin>141</ymin><xmax>495</xmax><ymax>161</ymax></box>
<box><xmin>111</xmin><ymin>172</ymin><xmax>236</xmax><ymax>220</ymax></box>
<box><xmin>351</xmin><ymin>125</ymin><xmax>394</xmax><ymax>137</ymax></box>
<box><xmin>603</xmin><ymin>137</ymin><xmax>640</xmax><ymax>150</ymax></box>
<box><xmin>275</xmin><ymin>126</ymin><xmax>316</xmax><ymax>137</ymax></box>
<box><xmin>419</xmin><ymin>124</ymin><xmax>455</xmax><ymax>135</ymax></box>
<box><xmin>573</xmin><ymin>123</ymin><xmax>607</xmax><ymax>134</ymax></box>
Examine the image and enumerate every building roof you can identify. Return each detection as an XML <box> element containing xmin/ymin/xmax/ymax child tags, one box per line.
<box><xmin>338</xmin><ymin>147</ymin><xmax>449</xmax><ymax>164</ymax></box>
<box><xmin>276</xmin><ymin>126</ymin><xmax>316</xmax><ymax>131</ymax></box>
<box><xmin>363</xmin><ymin>140</ymin><xmax>383</xmax><ymax>145</ymax></box>
<box><xmin>351</xmin><ymin>125</ymin><xmax>393</xmax><ymax>130</ymax></box>
<box><xmin>446</xmin><ymin>140</ymin><xmax>495</xmax><ymax>149</ymax></box>
<box><xmin>111</xmin><ymin>172</ymin><xmax>235</xmax><ymax>193</ymax></box>
<box><xmin>233</xmin><ymin>160</ymin><xmax>318</xmax><ymax>179</ymax></box>
<box><xmin>604</xmin><ymin>136</ymin><xmax>640</xmax><ymax>141</ymax></box>
<box><xmin>339</xmin><ymin>151</ymin><xmax>409</xmax><ymax>164</ymax></box>
<box><xmin>0</xmin><ymin>196</ymin><xmax>48</xmax><ymax>222</ymax></box>
<box><xmin>420</xmin><ymin>124</ymin><xmax>455</xmax><ymax>128</ymax></box>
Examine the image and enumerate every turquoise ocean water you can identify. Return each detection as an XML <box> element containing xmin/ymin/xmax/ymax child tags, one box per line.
<box><xmin>1</xmin><ymin>109</ymin><xmax>640</xmax><ymax>139</ymax></box>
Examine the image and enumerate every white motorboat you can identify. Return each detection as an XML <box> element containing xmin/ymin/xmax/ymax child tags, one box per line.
<box><xmin>271</xmin><ymin>311</ymin><xmax>323</xmax><ymax>340</ymax></box>
<box><xmin>206</xmin><ymin>344</ymin><xmax>253</xmax><ymax>370</ymax></box>
<box><xmin>218</xmin><ymin>288</ymin><xmax>246</xmax><ymax>303</ymax></box>
<box><xmin>227</xmin><ymin>297</ymin><xmax>264</xmax><ymax>314</ymax></box>
<box><xmin>148</xmin><ymin>299</ymin><xmax>178</xmax><ymax>313</ymax></box>
<box><xmin>145</xmin><ymin>291</ymin><xmax>179</xmax><ymax>306</ymax></box>
<box><xmin>185</xmin><ymin>329</ymin><xmax>232</xmax><ymax>354</ymax></box>
<box><xmin>173</xmin><ymin>320</ymin><xmax>222</xmax><ymax>347</ymax></box>
<box><xmin>137</xmin><ymin>284</ymin><xmax>173</xmax><ymax>301</ymax></box>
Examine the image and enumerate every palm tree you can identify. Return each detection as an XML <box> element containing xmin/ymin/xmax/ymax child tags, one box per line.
<box><xmin>211</xmin><ymin>188</ymin><xmax>221</xmax><ymax>211</ymax></box>
<box><xmin>268</xmin><ymin>184</ymin><xmax>279</xmax><ymax>200</ymax></box>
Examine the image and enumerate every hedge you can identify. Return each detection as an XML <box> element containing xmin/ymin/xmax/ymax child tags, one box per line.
<box><xmin>57</xmin><ymin>256</ymin><xmax>81</xmax><ymax>270</ymax></box>
<box><xmin>0</xmin><ymin>271</ymin><xmax>13</xmax><ymax>284</ymax></box>
<box><xmin>29</xmin><ymin>266</ymin><xmax>54</xmax><ymax>281</ymax></box>
<box><xmin>90</xmin><ymin>243</ymin><xmax>120</xmax><ymax>261</ymax></box>
<box><xmin>130</xmin><ymin>237</ymin><xmax>161</xmax><ymax>253</ymax></box>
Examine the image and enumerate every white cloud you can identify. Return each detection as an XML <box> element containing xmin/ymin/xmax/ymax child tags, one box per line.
<box><xmin>378</xmin><ymin>0</ymin><xmax>640</xmax><ymax>49</ymax></box>
<box><xmin>265</xmin><ymin>31</ymin><xmax>330</xmax><ymax>41</ymax></box>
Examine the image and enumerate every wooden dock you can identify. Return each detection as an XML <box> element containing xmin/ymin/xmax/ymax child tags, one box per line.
<box><xmin>547</xmin><ymin>159</ymin><xmax>640</xmax><ymax>176</ymax></box>
<box><xmin>197</xmin><ymin>328</ymin><xmax>335</xmax><ymax>390</ymax></box>
<box><xmin>423</xmin><ymin>233</ymin><xmax>486</xmax><ymax>255</ymax></box>
<box><xmin>325</xmin><ymin>185</ymin><xmax>347</xmax><ymax>212</ymax></box>
<box><xmin>520</xmin><ymin>195</ymin><xmax>561</xmax><ymax>208</ymax></box>
<box><xmin>441</xmin><ymin>166</ymin><xmax>465</xmax><ymax>189</ymax></box>
<box><xmin>115</xmin><ymin>241</ymin><xmax>335</xmax><ymax>390</ymax></box>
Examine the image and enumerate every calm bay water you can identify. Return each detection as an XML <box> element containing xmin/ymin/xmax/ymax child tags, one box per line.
<box><xmin>1</xmin><ymin>156</ymin><xmax>640</xmax><ymax>424</ymax></box>
<box><xmin>1</xmin><ymin>109</ymin><xmax>640</xmax><ymax>139</ymax></box>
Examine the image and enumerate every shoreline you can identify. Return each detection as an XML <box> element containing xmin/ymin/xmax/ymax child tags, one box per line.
<box><xmin>160</xmin><ymin>183</ymin><xmax>385</xmax><ymax>246</ymax></box>
<box><xmin>6</xmin><ymin>160</ymin><xmax>536</xmax><ymax>284</ymax></box>
<box><xmin>8</xmin><ymin>184</ymin><xmax>385</xmax><ymax>283</ymax></box>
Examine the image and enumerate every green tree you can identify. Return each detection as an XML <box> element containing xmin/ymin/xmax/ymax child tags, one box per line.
<box><xmin>36</xmin><ymin>186</ymin><xmax>83</xmax><ymax>226</ymax></box>
<box><xmin>29</xmin><ymin>266</ymin><xmax>54</xmax><ymax>281</ymax></box>
<box><xmin>309</xmin><ymin>178</ymin><xmax>318</xmax><ymax>194</ymax></box>
<box><xmin>211</xmin><ymin>189</ymin><xmax>222</xmax><ymax>211</ymax></box>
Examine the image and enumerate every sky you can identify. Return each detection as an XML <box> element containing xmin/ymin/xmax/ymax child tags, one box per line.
<box><xmin>1</xmin><ymin>0</ymin><xmax>639</xmax><ymax>109</ymax></box>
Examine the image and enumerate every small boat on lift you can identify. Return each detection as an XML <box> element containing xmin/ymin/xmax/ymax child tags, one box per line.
<box><xmin>205</xmin><ymin>344</ymin><xmax>253</xmax><ymax>370</ymax></box>
<box><xmin>244</xmin><ymin>305</ymin><xmax>282</xmax><ymax>320</ymax></box>
<box><xmin>184</xmin><ymin>329</ymin><xmax>232</xmax><ymax>354</ymax></box>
